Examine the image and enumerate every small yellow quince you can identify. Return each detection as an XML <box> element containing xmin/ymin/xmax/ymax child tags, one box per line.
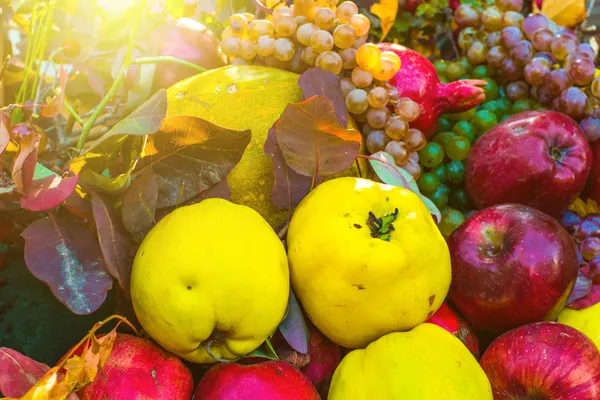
<box><xmin>558</xmin><ymin>302</ymin><xmax>600</xmax><ymax>349</ymax></box>
<box><xmin>329</xmin><ymin>323</ymin><xmax>494</xmax><ymax>400</ymax></box>
<box><xmin>287</xmin><ymin>177</ymin><xmax>451</xmax><ymax>348</ymax></box>
<box><xmin>130</xmin><ymin>198</ymin><xmax>289</xmax><ymax>363</ymax></box>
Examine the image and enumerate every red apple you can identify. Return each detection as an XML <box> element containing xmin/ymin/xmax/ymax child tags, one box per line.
<box><xmin>79</xmin><ymin>334</ymin><xmax>193</xmax><ymax>399</ymax></box>
<box><xmin>466</xmin><ymin>111</ymin><xmax>592</xmax><ymax>217</ymax></box>
<box><xmin>448</xmin><ymin>204</ymin><xmax>579</xmax><ymax>334</ymax></box>
<box><xmin>481</xmin><ymin>322</ymin><xmax>600</xmax><ymax>398</ymax></box>
<box><xmin>426</xmin><ymin>302</ymin><xmax>480</xmax><ymax>359</ymax></box>
<box><xmin>151</xmin><ymin>18</ymin><xmax>225</xmax><ymax>91</ymax></box>
<box><xmin>584</xmin><ymin>140</ymin><xmax>600</xmax><ymax>204</ymax></box>
<box><xmin>194</xmin><ymin>361</ymin><xmax>321</xmax><ymax>400</ymax></box>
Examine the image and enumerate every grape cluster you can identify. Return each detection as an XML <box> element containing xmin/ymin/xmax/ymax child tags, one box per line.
<box><xmin>561</xmin><ymin>210</ymin><xmax>600</xmax><ymax>280</ymax></box>
<box><xmin>453</xmin><ymin>1</ymin><xmax>600</xmax><ymax>139</ymax></box>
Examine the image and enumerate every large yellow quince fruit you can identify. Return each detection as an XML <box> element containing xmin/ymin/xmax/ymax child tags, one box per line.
<box><xmin>287</xmin><ymin>177</ymin><xmax>451</xmax><ymax>349</ymax></box>
<box><xmin>329</xmin><ymin>323</ymin><xmax>493</xmax><ymax>400</ymax></box>
<box><xmin>558</xmin><ymin>303</ymin><xmax>600</xmax><ymax>349</ymax></box>
<box><xmin>130</xmin><ymin>198</ymin><xmax>289</xmax><ymax>363</ymax></box>
<box><xmin>166</xmin><ymin>65</ymin><xmax>368</xmax><ymax>229</ymax></box>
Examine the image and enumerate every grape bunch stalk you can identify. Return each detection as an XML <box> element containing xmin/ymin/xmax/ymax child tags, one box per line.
<box><xmin>453</xmin><ymin>0</ymin><xmax>600</xmax><ymax>140</ymax></box>
<box><xmin>219</xmin><ymin>3</ymin><xmax>428</xmax><ymax>180</ymax></box>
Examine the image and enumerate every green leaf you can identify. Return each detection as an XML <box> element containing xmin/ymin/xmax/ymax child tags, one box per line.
<box><xmin>166</xmin><ymin>0</ymin><xmax>185</xmax><ymax>18</ymax></box>
<box><xmin>393</xmin><ymin>11</ymin><xmax>413</xmax><ymax>33</ymax></box>
<box><xmin>418</xmin><ymin>194</ymin><xmax>442</xmax><ymax>223</ymax></box>
<box><xmin>32</xmin><ymin>163</ymin><xmax>57</xmax><ymax>180</ymax></box>
<box><xmin>246</xmin><ymin>339</ymin><xmax>279</xmax><ymax>360</ymax></box>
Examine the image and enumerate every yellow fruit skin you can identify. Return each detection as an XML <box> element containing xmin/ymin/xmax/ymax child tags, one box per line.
<box><xmin>328</xmin><ymin>324</ymin><xmax>493</xmax><ymax>400</ymax></box>
<box><xmin>130</xmin><ymin>198</ymin><xmax>290</xmax><ymax>363</ymax></box>
<box><xmin>287</xmin><ymin>177</ymin><xmax>451</xmax><ymax>348</ymax></box>
<box><xmin>166</xmin><ymin>65</ymin><xmax>368</xmax><ymax>229</ymax></box>
<box><xmin>558</xmin><ymin>303</ymin><xmax>600</xmax><ymax>349</ymax></box>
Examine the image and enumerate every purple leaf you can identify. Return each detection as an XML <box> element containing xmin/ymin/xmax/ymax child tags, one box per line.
<box><xmin>20</xmin><ymin>174</ymin><xmax>79</xmax><ymax>212</ymax></box>
<box><xmin>279</xmin><ymin>290</ymin><xmax>310</xmax><ymax>354</ymax></box>
<box><xmin>12</xmin><ymin>133</ymin><xmax>40</xmax><ymax>195</ymax></box>
<box><xmin>193</xmin><ymin>179</ymin><xmax>232</xmax><ymax>202</ymax></box>
<box><xmin>567</xmin><ymin>269</ymin><xmax>593</xmax><ymax>306</ymax></box>
<box><xmin>121</xmin><ymin>168</ymin><xmax>159</xmax><ymax>239</ymax></box>
<box><xmin>264</xmin><ymin>123</ymin><xmax>312</xmax><ymax>211</ymax></box>
<box><xmin>91</xmin><ymin>191</ymin><xmax>136</xmax><ymax>292</ymax></box>
<box><xmin>567</xmin><ymin>283</ymin><xmax>600</xmax><ymax>310</ymax></box>
<box><xmin>22</xmin><ymin>214</ymin><xmax>113</xmax><ymax>315</ymax></box>
<box><xmin>298</xmin><ymin>68</ymin><xmax>348</xmax><ymax>127</ymax></box>
<box><xmin>41</xmin><ymin>66</ymin><xmax>68</xmax><ymax>118</ymax></box>
<box><xmin>275</xmin><ymin>96</ymin><xmax>361</xmax><ymax>180</ymax></box>
<box><xmin>0</xmin><ymin>116</ymin><xmax>10</xmax><ymax>155</ymax></box>
<box><xmin>0</xmin><ymin>348</ymin><xmax>49</xmax><ymax>397</ymax></box>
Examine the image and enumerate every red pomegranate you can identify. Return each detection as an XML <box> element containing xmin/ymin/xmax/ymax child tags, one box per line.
<box><xmin>78</xmin><ymin>334</ymin><xmax>193</xmax><ymax>400</ymax></box>
<box><xmin>378</xmin><ymin>43</ymin><xmax>487</xmax><ymax>138</ymax></box>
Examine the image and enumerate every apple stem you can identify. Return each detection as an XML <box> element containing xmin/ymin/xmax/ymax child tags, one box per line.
<box><xmin>367</xmin><ymin>208</ymin><xmax>399</xmax><ymax>241</ymax></box>
<box><xmin>205</xmin><ymin>335</ymin><xmax>240</xmax><ymax>363</ymax></box>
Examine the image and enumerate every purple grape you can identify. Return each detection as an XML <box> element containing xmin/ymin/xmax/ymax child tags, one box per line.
<box><xmin>557</xmin><ymin>27</ymin><xmax>577</xmax><ymax>41</ymax></box>
<box><xmin>559</xmin><ymin>87</ymin><xmax>587</xmax><ymax>120</ymax></box>
<box><xmin>501</xmin><ymin>26</ymin><xmax>524</xmax><ymax>48</ymax></box>
<box><xmin>506</xmin><ymin>80</ymin><xmax>529</xmax><ymax>102</ymax></box>
<box><xmin>580</xmin><ymin>117</ymin><xmax>600</xmax><ymax>142</ymax></box>
<box><xmin>576</xmin><ymin>214</ymin><xmax>600</xmax><ymax>241</ymax></box>
<box><xmin>500</xmin><ymin>57</ymin><xmax>523</xmax><ymax>81</ymax></box>
<box><xmin>488</xmin><ymin>46</ymin><xmax>507</xmax><ymax>67</ymax></box>
<box><xmin>577</xmin><ymin>43</ymin><xmax>596</xmax><ymax>59</ymax></box>
<box><xmin>524</xmin><ymin>58</ymin><xmax>550</xmax><ymax>86</ymax></box>
<box><xmin>531</xmin><ymin>28</ymin><xmax>553</xmax><ymax>52</ymax></box>
<box><xmin>509</xmin><ymin>40</ymin><xmax>534</xmax><ymax>66</ymax></box>
<box><xmin>567</xmin><ymin>56</ymin><xmax>595</xmax><ymax>86</ymax></box>
<box><xmin>534</xmin><ymin>51</ymin><xmax>558</xmax><ymax>65</ymax></box>
<box><xmin>545</xmin><ymin>68</ymin><xmax>571</xmax><ymax>95</ymax></box>
<box><xmin>592</xmin><ymin>76</ymin><xmax>600</xmax><ymax>99</ymax></box>
<box><xmin>581</xmin><ymin>237</ymin><xmax>600</xmax><ymax>261</ymax></box>
<box><xmin>487</xmin><ymin>31</ymin><xmax>502</xmax><ymax>47</ymax></box>
<box><xmin>551</xmin><ymin>35</ymin><xmax>577</xmax><ymax>61</ymax></box>
<box><xmin>497</xmin><ymin>0</ymin><xmax>524</xmax><ymax>12</ymax></box>
<box><xmin>560</xmin><ymin>210</ymin><xmax>582</xmax><ymax>233</ymax></box>
<box><xmin>522</xmin><ymin>14</ymin><xmax>549</xmax><ymax>40</ymax></box>
<box><xmin>534</xmin><ymin>85</ymin><xmax>554</xmax><ymax>105</ymax></box>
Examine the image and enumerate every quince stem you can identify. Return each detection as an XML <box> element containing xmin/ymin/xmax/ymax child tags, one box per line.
<box><xmin>367</xmin><ymin>208</ymin><xmax>399</xmax><ymax>242</ymax></box>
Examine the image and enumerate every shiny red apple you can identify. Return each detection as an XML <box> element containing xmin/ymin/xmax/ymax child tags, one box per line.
<box><xmin>426</xmin><ymin>302</ymin><xmax>480</xmax><ymax>359</ymax></box>
<box><xmin>194</xmin><ymin>361</ymin><xmax>320</xmax><ymax>400</ymax></box>
<box><xmin>466</xmin><ymin>111</ymin><xmax>592</xmax><ymax>217</ymax></box>
<box><xmin>584</xmin><ymin>140</ymin><xmax>600</xmax><ymax>204</ymax></box>
<box><xmin>481</xmin><ymin>322</ymin><xmax>600</xmax><ymax>398</ymax></box>
<box><xmin>79</xmin><ymin>334</ymin><xmax>193</xmax><ymax>399</ymax></box>
<box><xmin>448</xmin><ymin>203</ymin><xmax>579</xmax><ymax>334</ymax></box>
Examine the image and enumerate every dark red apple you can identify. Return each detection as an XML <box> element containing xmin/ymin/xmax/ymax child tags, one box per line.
<box><xmin>151</xmin><ymin>18</ymin><xmax>225</xmax><ymax>90</ymax></box>
<box><xmin>426</xmin><ymin>302</ymin><xmax>480</xmax><ymax>359</ymax></box>
<box><xmin>194</xmin><ymin>361</ymin><xmax>321</xmax><ymax>400</ymax></box>
<box><xmin>448</xmin><ymin>204</ymin><xmax>579</xmax><ymax>334</ymax></box>
<box><xmin>465</xmin><ymin>111</ymin><xmax>592</xmax><ymax>217</ymax></box>
<box><xmin>481</xmin><ymin>322</ymin><xmax>600</xmax><ymax>398</ymax></box>
<box><xmin>584</xmin><ymin>140</ymin><xmax>600</xmax><ymax>204</ymax></box>
<box><xmin>79</xmin><ymin>334</ymin><xmax>193</xmax><ymax>399</ymax></box>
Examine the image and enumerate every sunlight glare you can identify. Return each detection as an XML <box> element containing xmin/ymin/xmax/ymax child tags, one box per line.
<box><xmin>97</xmin><ymin>0</ymin><xmax>138</xmax><ymax>15</ymax></box>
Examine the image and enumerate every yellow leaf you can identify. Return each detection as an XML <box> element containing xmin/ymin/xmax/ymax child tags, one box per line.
<box><xmin>370</xmin><ymin>0</ymin><xmax>398</xmax><ymax>42</ymax></box>
<box><xmin>541</xmin><ymin>0</ymin><xmax>586</xmax><ymax>28</ymax></box>
<box><xmin>568</xmin><ymin>197</ymin><xmax>600</xmax><ymax>217</ymax></box>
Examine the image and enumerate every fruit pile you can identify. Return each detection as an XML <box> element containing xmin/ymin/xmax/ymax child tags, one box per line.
<box><xmin>453</xmin><ymin>0</ymin><xmax>600</xmax><ymax>140</ymax></box>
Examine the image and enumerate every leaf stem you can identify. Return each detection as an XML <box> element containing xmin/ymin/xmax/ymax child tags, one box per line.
<box><xmin>76</xmin><ymin>0</ymin><xmax>147</xmax><ymax>152</ymax></box>
<box><xmin>132</xmin><ymin>56</ymin><xmax>207</xmax><ymax>73</ymax></box>
<box><xmin>65</xmin><ymin>100</ymin><xmax>84</xmax><ymax>126</ymax></box>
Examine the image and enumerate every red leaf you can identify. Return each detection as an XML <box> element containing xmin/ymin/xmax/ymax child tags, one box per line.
<box><xmin>22</xmin><ymin>214</ymin><xmax>113</xmax><ymax>315</ymax></box>
<box><xmin>121</xmin><ymin>168</ymin><xmax>159</xmax><ymax>239</ymax></box>
<box><xmin>275</xmin><ymin>96</ymin><xmax>361</xmax><ymax>181</ymax></box>
<box><xmin>264</xmin><ymin>123</ymin><xmax>313</xmax><ymax>211</ymax></box>
<box><xmin>0</xmin><ymin>348</ymin><xmax>49</xmax><ymax>397</ymax></box>
<box><xmin>20</xmin><ymin>174</ymin><xmax>79</xmax><ymax>212</ymax></box>
<box><xmin>91</xmin><ymin>191</ymin><xmax>136</xmax><ymax>292</ymax></box>
<box><xmin>12</xmin><ymin>133</ymin><xmax>40</xmax><ymax>195</ymax></box>
<box><xmin>298</xmin><ymin>68</ymin><xmax>349</xmax><ymax>127</ymax></box>
<box><xmin>41</xmin><ymin>66</ymin><xmax>69</xmax><ymax>118</ymax></box>
<box><xmin>0</xmin><ymin>116</ymin><xmax>10</xmax><ymax>155</ymax></box>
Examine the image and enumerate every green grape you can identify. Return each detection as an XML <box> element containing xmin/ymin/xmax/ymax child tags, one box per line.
<box><xmin>446</xmin><ymin>160</ymin><xmax>466</xmax><ymax>183</ymax></box>
<box><xmin>447</xmin><ymin>107</ymin><xmax>477</xmax><ymax>121</ymax></box>
<box><xmin>445</xmin><ymin>136</ymin><xmax>471</xmax><ymax>161</ymax></box>
<box><xmin>433</xmin><ymin>132</ymin><xmax>456</xmax><ymax>147</ymax></box>
<box><xmin>452</xmin><ymin>121</ymin><xmax>476</xmax><ymax>143</ymax></box>
<box><xmin>483</xmin><ymin>78</ymin><xmax>499</xmax><ymax>101</ymax></box>
<box><xmin>438</xmin><ymin>207</ymin><xmax>466</xmax><ymax>237</ymax></box>
<box><xmin>512</xmin><ymin>98</ymin><xmax>533</xmax><ymax>113</ymax></box>
<box><xmin>434</xmin><ymin>60</ymin><xmax>447</xmax><ymax>76</ymax></box>
<box><xmin>496</xmin><ymin>98</ymin><xmax>512</xmax><ymax>116</ymax></box>
<box><xmin>417</xmin><ymin>172</ymin><xmax>440</xmax><ymax>195</ymax></box>
<box><xmin>472</xmin><ymin>65</ymin><xmax>489</xmax><ymax>78</ymax></box>
<box><xmin>446</xmin><ymin>62</ymin><xmax>466</xmax><ymax>81</ymax></box>
<box><xmin>456</xmin><ymin>56</ymin><xmax>473</xmax><ymax>74</ymax></box>
<box><xmin>458</xmin><ymin>74</ymin><xmax>470</xmax><ymax>80</ymax></box>
<box><xmin>439</xmin><ymin>76</ymin><xmax>450</xmax><ymax>84</ymax></box>
<box><xmin>418</xmin><ymin>142</ymin><xmax>445</xmax><ymax>168</ymax></box>
<box><xmin>473</xmin><ymin>110</ymin><xmax>498</xmax><ymax>134</ymax></box>
<box><xmin>449</xmin><ymin>188</ymin><xmax>471</xmax><ymax>210</ymax></box>
<box><xmin>333</xmin><ymin>24</ymin><xmax>357</xmax><ymax>50</ymax></box>
<box><xmin>430</xmin><ymin>183</ymin><xmax>450</xmax><ymax>209</ymax></box>
<box><xmin>480</xmin><ymin>100</ymin><xmax>501</xmax><ymax>117</ymax></box>
<box><xmin>437</xmin><ymin>116</ymin><xmax>453</xmax><ymax>132</ymax></box>
<box><xmin>500</xmin><ymin>114</ymin><xmax>512</xmax><ymax>122</ymax></box>
<box><xmin>431</xmin><ymin>164</ymin><xmax>446</xmax><ymax>183</ymax></box>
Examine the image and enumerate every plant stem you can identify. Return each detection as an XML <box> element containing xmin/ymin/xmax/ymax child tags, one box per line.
<box><xmin>29</xmin><ymin>0</ymin><xmax>56</xmax><ymax>101</ymax></box>
<box><xmin>76</xmin><ymin>0</ymin><xmax>147</xmax><ymax>152</ymax></box>
<box><xmin>132</xmin><ymin>56</ymin><xmax>207</xmax><ymax>73</ymax></box>
<box><xmin>64</xmin><ymin>100</ymin><xmax>84</xmax><ymax>126</ymax></box>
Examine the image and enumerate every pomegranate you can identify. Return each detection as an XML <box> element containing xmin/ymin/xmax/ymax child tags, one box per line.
<box><xmin>78</xmin><ymin>334</ymin><xmax>193</xmax><ymax>400</ymax></box>
<box><xmin>426</xmin><ymin>302</ymin><xmax>480</xmax><ymax>359</ymax></box>
<box><xmin>194</xmin><ymin>361</ymin><xmax>320</xmax><ymax>400</ymax></box>
<box><xmin>378</xmin><ymin>43</ymin><xmax>487</xmax><ymax>138</ymax></box>
<box><xmin>301</xmin><ymin>324</ymin><xmax>341</xmax><ymax>386</ymax></box>
<box><xmin>151</xmin><ymin>18</ymin><xmax>226</xmax><ymax>90</ymax></box>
